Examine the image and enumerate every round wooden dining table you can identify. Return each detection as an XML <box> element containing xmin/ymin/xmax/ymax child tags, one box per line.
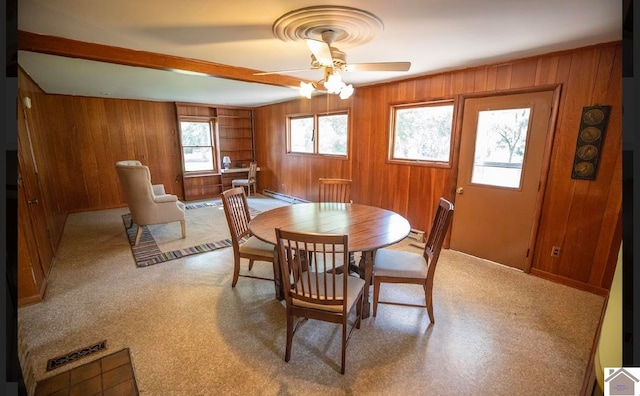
<box><xmin>249</xmin><ymin>202</ymin><xmax>411</xmax><ymax>318</ymax></box>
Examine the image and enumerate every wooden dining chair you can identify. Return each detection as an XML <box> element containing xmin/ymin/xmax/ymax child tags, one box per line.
<box><xmin>275</xmin><ymin>228</ymin><xmax>365</xmax><ymax>374</ymax></box>
<box><xmin>373</xmin><ymin>197</ymin><xmax>454</xmax><ymax>323</ymax></box>
<box><xmin>318</xmin><ymin>178</ymin><xmax>356</xmax><ymax>274</ymax></box>
<box><xmin>221</xmin><ymin>187</ymin><xmax>275</xmax><ymax>288</ymax></box>
<box><xmin>231</xmin><ymin>162</ymin><xmax>257</xmax><ymax>196</ymax></box>
<box><xmin>318</xmin><ymin>178</ymin><xmax>352</xmax><ymax>203</ymax></box>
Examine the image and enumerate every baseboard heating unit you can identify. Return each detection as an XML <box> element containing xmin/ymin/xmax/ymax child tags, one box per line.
<box><xmin>408</xmin><ymin>228</ymin><xmax>425</xmax><ymax>242</ymax></box>
<box><xmin>262</xmin><ymin>189</ymin><xmax>310</xmax><ymax>204</ymax></box>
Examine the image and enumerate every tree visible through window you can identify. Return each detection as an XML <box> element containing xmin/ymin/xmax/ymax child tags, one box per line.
<box><xmin>179</xmin><ymin>120</ymin><xmax>216</xmax><ymax>172</ymax></box>
<box><xmin>288</xmin><ymin>112</ymin><xmax>348</xmax><ymax>156</ymax></box>
<box><xmin>318</xmin><ymin>114</ymin><xmax>348</xmax><ymax>155</ymax></box>
<box><xmin>471</xmin><ymin>108</ymin><xmax>531</xmax><ymax>188</ymax></box>
<box><xmin>289</xmin><ymin>117</ymin><xmax>314</xmax><ymax>153</ymax></box>
<box><xmin>390</xmin><ymin>102</ymin><xmax>454</xmax><ymax>164</ymax></box>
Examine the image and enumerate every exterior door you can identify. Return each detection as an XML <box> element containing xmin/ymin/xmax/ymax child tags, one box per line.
<box><xmin>450</xmin><ymin>90</ymin><xmax>555</xmax><ymax>270</ymax></box>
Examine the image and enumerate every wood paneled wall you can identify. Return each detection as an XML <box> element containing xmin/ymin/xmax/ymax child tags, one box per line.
<box><xmin>19</xmin><ymin>69</ymin><xmax>184</xmax><ymax>217</ymax></box>
<box><xmin>254</xmin><ymin>42</ymin><xmax>622</xmax><ymax>295</ymax></box>
<box><xmin>17</xmin><ymin>41</ymin><xmax>622</xmax><ymax>295</ymax></box>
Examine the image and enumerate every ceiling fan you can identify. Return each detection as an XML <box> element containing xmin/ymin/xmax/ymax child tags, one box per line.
<box><xmin>255</xmin><ymin>30</ymin><xmax>411</xmax><ymax>77</ymax></box>
<box><xmin>256</xmin><ymin>6</ymin><xmax>411</xmax><ymax>98</ymax></box>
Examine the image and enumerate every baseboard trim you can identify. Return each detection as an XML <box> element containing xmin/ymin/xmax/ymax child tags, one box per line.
<box><xmin>529</xmin><ymin>268</ymin><xmax>608</xmax><ymax>296</ymax></box>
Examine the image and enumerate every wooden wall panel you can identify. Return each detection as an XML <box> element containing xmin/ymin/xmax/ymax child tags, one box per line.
<box><xmin>17</xmin><ymin>42</ymin><xmax>622</xmax><ymax>295</ymax></box>
<box><xmin>255</xmin><ymin>42</ymin><xmax>622</xmax><ymax>294</ymax></box>
<box><xmin>18</xmin><ymin>68</ymin><xmax>184</xmax><ymax>218</ymax></box>
<box><xmin>255</xmin><ymin>94</ymin><xmax>353</xmax><ymax>200</ymax></box>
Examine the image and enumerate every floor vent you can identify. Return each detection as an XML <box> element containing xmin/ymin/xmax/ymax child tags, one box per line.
<box><xmin>46</xmin><ymin>340</ymin><xmax>107</xmax><ymax>371</ymax></box>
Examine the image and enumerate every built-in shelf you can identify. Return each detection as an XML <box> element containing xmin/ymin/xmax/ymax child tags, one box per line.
<box><xmin>176</xmin><ymin>103</ymin><xmax>255</xmax><ymax>201</ymax></box>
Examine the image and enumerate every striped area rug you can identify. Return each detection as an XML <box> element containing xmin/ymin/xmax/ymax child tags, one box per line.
<box><xmin>184</xmin><ymin>201</ymin><xmax>219</xmax><ymax>209</ymax></box>
<box><xmin>122</xmin><ymin>200</ymin><xmax>262</xmax><ymax>267</ymax></box>
<box><xmin>122</xmin><ymin>214</ymin><xmax>234</xmax><ymax>267</ymax></box>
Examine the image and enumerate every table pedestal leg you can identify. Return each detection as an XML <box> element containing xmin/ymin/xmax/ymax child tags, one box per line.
<box><xmin>358</xmin><ymin>250</ymin><xmax>374</xmax><ymax>319</ymax></box>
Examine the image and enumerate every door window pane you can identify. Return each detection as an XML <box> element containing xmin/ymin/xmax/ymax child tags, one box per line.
<box><xmin>471</xmin><ymin>108</ymin><xmax>531</xmax><ymax>188</ymax></box>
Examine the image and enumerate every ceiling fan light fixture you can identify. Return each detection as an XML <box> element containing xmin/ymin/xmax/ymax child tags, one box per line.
<box><xmin>324</xmin><ymin>71</ymin><xmax>344</xmax><ymax>94</ymax></box>
<box><xmin>339</xmin><ymin>84</ymin><xmax>354</xmax><ymax>99</ymax></box>
<box><xmin>299</xmin><ymin>81</ymin><xmax>316</xmax><ymax>98</ymax></box>
<box><xmin>299</xmin><ymin>69</ymin><xmax>354</xmax><ymax>100</ymax></box>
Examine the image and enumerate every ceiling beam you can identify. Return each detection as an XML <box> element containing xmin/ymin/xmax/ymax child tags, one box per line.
<box><xmin>18</xmin><ymin>30</ymin><xmax>310</xmax><ymax>88</ymax></box>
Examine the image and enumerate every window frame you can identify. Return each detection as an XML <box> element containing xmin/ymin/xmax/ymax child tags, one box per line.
<box><xmin>286</xmin><ymin>110</ymin><xmax>350</xmax><ymax>158</ymax></box>
<box><xmin>387</xmin><ymin>99</ymin><xmax>455</xmax><ymax>168</ymax></box>
<box><xmin>177</xmin><ymin>116</ymin><xmax>220</xmax><ymax>175</ymax></box>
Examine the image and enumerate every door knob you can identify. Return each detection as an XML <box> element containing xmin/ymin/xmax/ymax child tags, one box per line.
<box><xmin>456</xmin><ymin>187</ymin><xmax>464</xmax><ymax>194</ymax></box>
<box><xmin>28</xmin><ymin>198</ymin><xmax>39</xmax><ymax>204</ymax></box>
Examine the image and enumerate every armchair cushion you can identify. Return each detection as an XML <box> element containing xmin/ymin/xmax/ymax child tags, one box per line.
<box><xmin>153</xmin><ymin>194</ymin><xmax>178</xmax><ymax>203</ymax></box>
<box><xmin>152</xmin><ymin>184</ymin><xmax>166</xmax><ymax>196</ymax></box>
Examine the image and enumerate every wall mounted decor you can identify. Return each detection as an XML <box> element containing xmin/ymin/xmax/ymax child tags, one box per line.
<box><xmin>571</xmin><ymin>105</ymin><xmax>611</xmax><ymax>180</ymax></box>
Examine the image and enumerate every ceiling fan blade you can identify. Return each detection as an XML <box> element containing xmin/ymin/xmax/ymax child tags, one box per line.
<box><xmin>254</xmin><ymin>68</ymin><xmax>315</xmax><ymax>76</ymax></box>
<box><xmin>344</xmin><ymin>62</ymin><xmax>412</xmax><ymax>72</ymax></box>
<box><xmin>305</xmin><ymin>39</ymin><xmax>333</xmax><ymax>67</ymax></box>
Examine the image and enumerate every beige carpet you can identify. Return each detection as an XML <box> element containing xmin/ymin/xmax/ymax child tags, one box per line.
<box><xmin>18</xmin><ymin>194</ymin><xmax>604</xmax><ymax>395</ymax></box>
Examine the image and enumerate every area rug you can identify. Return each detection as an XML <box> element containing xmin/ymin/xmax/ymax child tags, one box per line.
<box><xmin>122</xmin><ymin>200</ymin><xmax>260</xmax><ymax>267</ymax></box>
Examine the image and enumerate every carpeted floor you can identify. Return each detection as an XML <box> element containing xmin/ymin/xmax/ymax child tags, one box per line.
<box><xmin>18</xmin><ymin>194</ymin><xmax>604</xmax><ymax>395</ymax></box>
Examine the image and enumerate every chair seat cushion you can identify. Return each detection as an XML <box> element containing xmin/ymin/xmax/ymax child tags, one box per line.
<box><xmin>374</xmin><ymin>248</ymin><xmax>427</xmax><ymax>279</ymax></box>
<box><xmin>291</xmin><ymin>274</ymin><xmax>365</xmax><ymax>313</ymax></box>
<box><xmin>239</xmin><ymin>236</ymin><xmax>274</xmax><ymax>258</ymax></box>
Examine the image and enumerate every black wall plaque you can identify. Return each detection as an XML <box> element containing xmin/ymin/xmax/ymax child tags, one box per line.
<box><xmin>571</xmin><ymin>105</ymin><xmax>611</xmax><ymax>180</ymax></box>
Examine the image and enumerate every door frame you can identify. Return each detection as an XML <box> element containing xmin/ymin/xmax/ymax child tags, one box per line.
<box><xmin>448</xmin><ymin>84</ymin><xmax>562</xmax><ymax>273</ymax></box>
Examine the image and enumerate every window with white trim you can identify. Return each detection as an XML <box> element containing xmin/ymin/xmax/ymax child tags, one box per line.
<box><xmin>179</xmin><ymin>118</ymin><xmax>218</xmax><ymax>172</ymax></box>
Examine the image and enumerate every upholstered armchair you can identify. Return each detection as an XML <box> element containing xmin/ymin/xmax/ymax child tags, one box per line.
<box><xmin>115</xmin><ymin>160</ymin><xmax>186</xmax><ymax>246</ymax></box>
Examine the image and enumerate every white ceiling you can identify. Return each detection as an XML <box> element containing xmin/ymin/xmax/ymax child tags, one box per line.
<box><xmin>17</xmin><ymin>0</ymin><xmax>622</xmax><ymax>107</ymax></box>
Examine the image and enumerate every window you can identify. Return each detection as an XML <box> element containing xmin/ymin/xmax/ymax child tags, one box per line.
<box><xmin>389</xmin><ymin>101</ymin><xmax>454</xmax><ymax>165</ymax></box>
<box><xmin>287</xmin><ymin>112</ymin><xmax>349</xmax><ymax>156</ymax></box>
<box><xmin>289</xmin><ymin>117</ymin><xmax>314</xmax><ymax>153</ymax></box>
<box><xmin>179</xmin><ymin>119</ymin><xmax>217</xmax><ymax>172</ymax></box>
<box><xmin>470</xmin><ymin>108</ymin><xmax>531</xmax><ymax>188</ymax></box>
